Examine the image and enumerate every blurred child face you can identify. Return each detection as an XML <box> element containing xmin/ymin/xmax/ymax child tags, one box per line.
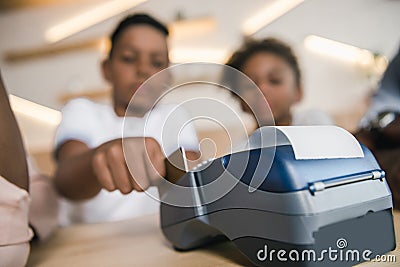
<box><xmin>241</xmin><ymin>52</ymin><xmax>302</xmax><ymax>125</ymax></box>
<box><xmin>102</xmin><ymin>25</ymin><xmax>169</xmax><ymax>116</ymax></box>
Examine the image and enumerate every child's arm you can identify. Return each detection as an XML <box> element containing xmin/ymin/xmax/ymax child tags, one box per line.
<box><xmin>55</xmin><ymin>137</ymin><xmax>166</xmax><ymax>200</ymax></box>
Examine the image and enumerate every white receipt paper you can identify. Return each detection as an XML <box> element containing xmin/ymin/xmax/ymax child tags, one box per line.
<box><xmin>248</xmin><ymin>126</ymin><xmax>364</xmax><ymax>160</ymax></box>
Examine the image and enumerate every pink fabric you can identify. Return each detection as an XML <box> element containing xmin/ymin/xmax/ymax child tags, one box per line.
<box><xmin>0</xmin><ymin>175</ymin><xmax>32</xmax><ymax>267</ymax></box>
<box><xmin>0</xmin><ymin>243</ymin><xmax>30</xmax><ymax>267</ymax></box>
<box><xmin>0</xmin><ymin>158</ymin><xmax>58</xmax><ymax>266</ymax></box>
<box><xmin>29</xmin><ymin>174</ymin><xmax>58</xmax><ymax>240</ymax></box>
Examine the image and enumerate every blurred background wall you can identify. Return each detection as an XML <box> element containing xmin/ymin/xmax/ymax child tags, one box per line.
<box><xmin>0</xmin><ymin>0</ymin><xmax>399</xmax><ymax>175</ymax></box>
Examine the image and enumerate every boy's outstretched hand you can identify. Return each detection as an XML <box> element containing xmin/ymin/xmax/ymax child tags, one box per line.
<box><xmin>93</xmin><ymin>137</ymin><xmax>166</xmax><ymax>194</ymax></box>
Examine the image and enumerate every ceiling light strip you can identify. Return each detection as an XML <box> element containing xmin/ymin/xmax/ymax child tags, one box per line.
<box><xmin>9</xmin><ymin>94</ymin><xmax>62</xmax><ymax>125</ymax></box>
<box><xmin>304</xmin><ymin>35</ymin><xmax>374</xmax><ymax>65</ymax></box>
<box><xmin>45</xmin><ymin>0</ymin><xmax>147</xmax><ymax>43</ymax></box>
<box><xmin>242</xmin><ymin>0</ymin><xmax>305</xmax><ymax>36</ymax></box>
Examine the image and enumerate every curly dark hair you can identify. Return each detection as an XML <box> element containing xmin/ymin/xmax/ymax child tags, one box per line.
<box><xmin>108</xmin><ymin>13</ymin><xmax>169</xmax><ymax>58</ymax></box>
<box><xmin>225</xmin><ymin>37</ymin><xmax>302</xmax><ymax>89</ymax></box>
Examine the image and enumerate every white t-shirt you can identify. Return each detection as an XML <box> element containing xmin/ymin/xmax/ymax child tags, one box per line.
<box><xmin>55</xmin><ymin>98</ymin><xmax>199</xmax><ymax>226</ymax></box>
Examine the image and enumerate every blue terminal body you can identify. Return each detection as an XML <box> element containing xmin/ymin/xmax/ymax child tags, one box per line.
<box><xmin>160</xmin><ymin>141</ymin><xmax>395</xmax><ymax>267</ymax></box>
<box><xmin>221</xmin><ymin>144</ymin><xmax>381</xmax><ymax>193</ymax></box>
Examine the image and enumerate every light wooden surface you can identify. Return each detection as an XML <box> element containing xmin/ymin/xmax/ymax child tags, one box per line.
<box><xmin>28</xmin><ymin>211</ymin><xmax>400</xmax><ymax>267</ymax></box>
